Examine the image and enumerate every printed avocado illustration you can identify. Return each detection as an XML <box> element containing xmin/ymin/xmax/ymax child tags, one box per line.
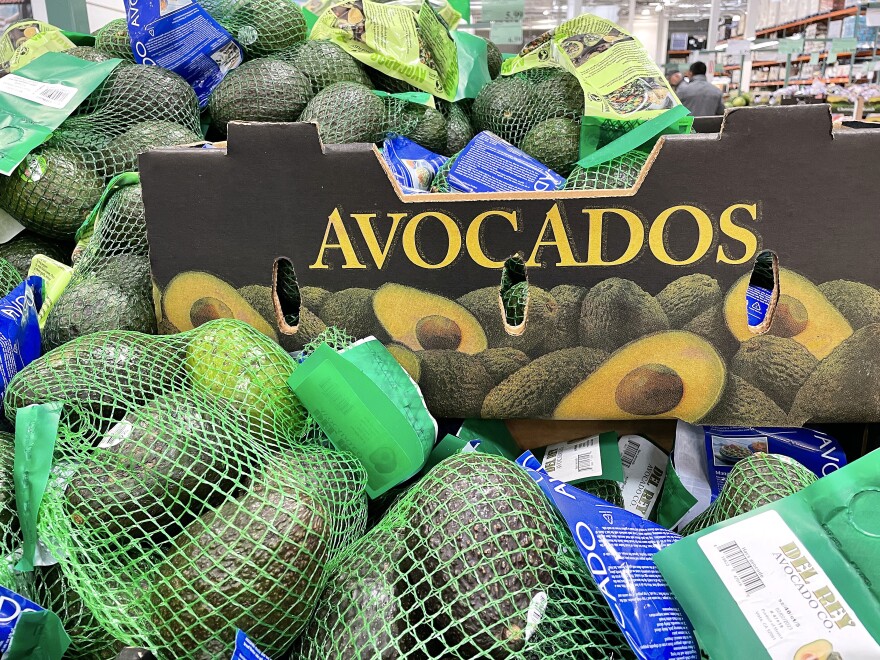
<box><xmin>682</xmin><ymin>304</ymin><xmax>740</xmax><ymax>360</ymax></box>
<box><xmin>238</xmin><ymin>284</ymin><xmax>327</xmax><ymax>352</ymax></box>
<box><xmin>541</xmin><ymin>284</ymin><xmax>588</xmax><ymax>353</ymax></box>
<box><xmin>731</xmin><ymin>336</ymin><xmax>818</xmax><ymax>412</ymax></box>
<box><xmin>580</xmin><ymin>278</ymin><xmax>670</xmax><ymax>353</ymax></box>
<box><xmin>319</xmin><ymin>287</ymin><xmax>387</xmax><ymax>341</ymax></box>
<box><xmin>386</xmin><ymin>343</ymin><xmax>421</xmax><ymax>382</ymax></box>
<box><xmin>699</xmin><ymin>375</ymin><xmax>787</xmax><ymax>426</ymax></box>
<box><xmin>162</xmin><ymin>271</ymin><xmax>277</xmax><ymax>339</ymax></box>
<box><xmin>553</xmin><ymin>331</ymin><xmax>725</xmax><ymax>422</ymax></box>
<box><xmin>372</xmin><ymin>283</ymin><xmax>488</xmax><ymax>354</ymax></box>
<box><xmin>414</xmin><ymin>350</ymin><xmax>495</xmax><ymax>418</ymax></box>
<box><xmin>818</xmin><ymin>279</ymin><xmax>880</xmax><ymax>330</ymax></box>
<box><xmin>300</xmin><ymin>286</ymin><xmax>331</xmax><ymax>313</ymax></box>
<box><xmin>793</xmin><ymin>640</ymin><xmax>835</xmax><ymax>660</ymax></box>
<box><xmin>724</xmin><ymin>268</ymin><xmax>852</xmax><ymax>359</ymax></box>
<box><xmin>655</xmin><ymin>274</ymin><xmax>722</xmax><ymax>329</ymax></box>
<box><xmin>477</xmin><ymin>347</ymin><xmax>530</xmax><ymax>387</ymax></box>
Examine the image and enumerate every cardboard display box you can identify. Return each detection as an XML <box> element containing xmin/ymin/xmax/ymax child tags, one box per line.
<box><xmin>141</xmin><ymin>105</ymin><xmax>880</xmax><ymax>425</ymax></box>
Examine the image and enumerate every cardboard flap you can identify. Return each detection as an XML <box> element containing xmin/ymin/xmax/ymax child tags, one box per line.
<box><xmin>225</xmin><ymin>120</ymin><xmax>327</xmax><ymax>158</ymax></box>
<box><xmin>719</xmin><ymin>104</ymin><xmax>833</xmax><ymax>142</ymax></box>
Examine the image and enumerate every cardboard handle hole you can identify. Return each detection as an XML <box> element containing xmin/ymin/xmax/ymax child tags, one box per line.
<box><xmin>745</xmin><ymin>250</ymin><xmax>779</xmax><ymax>335</ymax></box>
<box><xmin>272</xmin><ymin>257</ymin><xmax>301</xmax><ymax>335</ymax></box>
<box><xmin>500</xmin><ymin>255</ymin><xmax>528</xmax><ymax>336</ymax></box>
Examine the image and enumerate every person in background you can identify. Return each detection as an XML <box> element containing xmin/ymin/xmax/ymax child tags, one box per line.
<box><xmin>676</xmin><ymin>61</ymin><xmax>725</xmax><ymax>116</ymax></box>
<box><xmin>666</xmin><ymin>67</ymin><xmax>684</xmax><ymax>91</ymax></box>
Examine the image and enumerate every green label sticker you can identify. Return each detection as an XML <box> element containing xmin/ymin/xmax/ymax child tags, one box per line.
<box><xmin>18</xmin><ymin>154</ymin><xmax>46</xmax><ymax>183</ymax></box>
<box><xmin>832</xmin><ymin>37</ymin><xmax>857</xmax><ymax>54</ymax></box>
<box><xmin>482</xmin><ymin>0</ymin><xmax>524</xmax><ymax>24</ymax></box>
<box><xmin>489</xmin><ymin>21</ymin><xmax>523</xmax><ymax>46</ymax></box>
<box><xmin>777</xmin><ymin>37</ymin><xmax>804</xmax><ymax>55</ymax></box>
<box><xmin>457</xmin><ymin>419</ymin><xmax>519</xmax><ymax>460</ymax></box>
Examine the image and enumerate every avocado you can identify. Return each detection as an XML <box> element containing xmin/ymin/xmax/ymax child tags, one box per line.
<box><xmin>477</xmin><ymin>347</ymin><xmax>530</xmax><ymax>386</ymax></box>
<box><xmin>0</xmin><ymin>259</ymin><xmax>20</xmax><ymax>299</ymax></box>
<box><xmin>681</xmin><ymin>304</ymin><xmax>740</xmax><ymax>361</ymax></box>
<box><xmin>582</xmin><ymin>479</ymin><xmax>624</xmax><ymax>507</ymax></box>
<box><xmin>415</xmin><ymin>350</ymin><xmax>495</xmax><ymax>418</ymax></box>
<box><xmin>186</xmin><ymin>320</ymin><xmax>307</xmax><ymax>434</ymax></box>
<box><xmin>373</xmin><ymin>283</ymin><xmax>487</xmax><ymax>353</ymax></box>
<box><xmin>65</xmin><ymin>45</ymin><xmax>113</xmax><ymax>63</ymax></box>
<box><xmin>205</xmin><ymin>0</ymin><xmax>307</xmax><ymax>57</ymax></box>
<box><xmin>789</xmin><ymin>323</ymin><xmax>880</xmax><ymax>424</ymax></box>
<box><xmin>793</xmin><ymin>639</ymin><xmax>834</xmax><ymax>660</ymax></box>
<box><xmin>0</xmin><ymin>148</ymin><xmax>105</xmax><ymax>240</ymax></box>
<box><xmin>208</xmin><ymin>58</ymin><xmax>313</xmax><ymax>135</ymax></box>
<box><xmin>472</xmin><ymin>76</ymin><xmax>541</xmax><ymax>147</ymax></box>
<box><xmin>368</xmin><ymin>69</ymin><xmax>421</xmax><ymax>95</ymax></box>
<box><xmin>300</xmin><ymin>286</ymin><xmax>331</xmax><ymax>312</ymax></box>
<box><xmin>299</xmin><ymin>82</ymin><xmax>385</xmax><ymax>144</ymax></box>
<box><xmin>562</xmin><ymin>151</ymin><xmax>648</xmax><ymax>190</ymax></box>
<box><xmin>483</xmin><ymin>347</ymin><xmax>607</xmax><ymax>418</ymax></box>
<box><xmin>535</xmin><ymin>70</ymin><xmax>584</xmax><ymax>119</ymax></box>
<box><xmin>555</xmin><ymin>331</ymin><xmax>725</xmax><ymax>422</ymax></box>
<box><xmin>64</xmin><ymin>392</ymin><xmax>238</xmax><ymax>541</ymax></box>
<box><xmin>579</xmin><ymin>278</ymin><xmax>670</xmax><ymax>352</ymax></box>
<box><xmin>387</xmin><ymin>343</ymin><xmax>421</xmax><ymax>381</ymax></box>
<box><xmin>94</xmin><ymin>18</ymin><xmax>134</xmax><ymax>60</ymax></box>
<box><xmin>699</xmin><ymin>375</ymin><xmax>787</xmax><ymax>426</ymax></box>
<box><xmin>438</xmin><ymin>101</ymin><xmax>474</xmax><ymax>156</ymax></box>
<box><xmin>0</xmin><ymin>231</ymin><xmax>71</xmax><ymax>277</ymax></box>
<box><xmin>539</xmin><ymin>284</ymin><xmax>588</xmax><ymax>354</ymax></box>
<box><xmin>731</xmin><ymin>336</ymin><xmax>817</xmax><ymax>411</ymax></box>
<box><xmin>818</xmin><ymin>279</ymin><xmax>880</xmax><ymax>330</ymax></box>
<box><xmin>42</xmin><ymin>275</ymin><xmax>157</xmax><ymax>350</ymax></box>
<box><xmin>458</xmin><ymin>285</ymin><xmax>559</xmax><ymax>357</ymax></box>
<box><xmin>85</xmin><ymin>182</ymin><xmax>148</xmax><ymax>257</ymax></box>
<box><xmin>319</xmin><ymin>287</ymin><xmax>386</xmax><ymax>340</ymax></box>
<box><xmin>681</xmin><ymin>453</ymin><xmax>816</xmax><ymax>535</ymax></box>
<box><xmin>655</xmin><ymin>274</ymin><xmax>722</xmax><ymax>329</ymax></box>
<box><xmin>102</xmin><ymin>121</ymin><xmax>202</xmax><ymax>177</ymax></box>
<box><xmin>146</xmin><ymin>468</ymin><xmax>329</xmax><ymax>657</ymax></box>
<box><xmin>431</xmin><ymin>151</ymin><xmax>455</xmax><ymax>192</ymax></box>
<box><xmin>283</xmin><ymin>39</ymin><xmax>372</xmax><ymax>93</ymax></box>
<box><xmin>238</xmin><ymin>283</ymin><xmax>327</xmax><ymax>352</ymax></box>
<box><xmin>396</xmin><ymin>104</ymin><xmax>448</xmax><ymax>154</ymax></box>
<box><xmin>485</xmin><ymin>39</ymin><xmax>502</xmax><ymax>79</ymax></box>
<box><xmin>162</xmin><ymin>271</ymin><xmax>277</xmax><ymax>339</ymax></box>
<box><xmin>724</xmin><ymin>268</ymin><xmax>852</xmax><ymax>359</ymax></box>
<box><xmin>520</xmin><ymin>117</ymin><xmax>580</xmax><ymax>176</ymax></box>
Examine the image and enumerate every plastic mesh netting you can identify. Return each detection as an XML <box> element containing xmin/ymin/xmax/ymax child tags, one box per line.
<box><xmin>562</xmin><ymin>150</ymin><xmax>648</xmax><ymax>191</ymax></box>
<box><xmin>200</xmin><ymin>0</ymin><xmax>307</xmax><ymax>58</ymax></box>
<box><xmin>43</xmin><ymin>181</ymin><xmax>157</xmax><ymax>351</ymax></box>
<box><xmin>580</xmin><ymin>480</ymin><xmax>624</xmax><ymax>507</ymax></box>
<box><xmin>271</xmin><ymin>40</ymin><xmax>372</xmax><ymax>94</ymax></box>
<box><xmin>0</xmin><ymin>63</ymin><xmax>200</xmax><ymax>240</ymax></box>
<box><xmin>0</xmin><ymin>231</ymin><xmax>71</xmax><ymax>278</ymax></box>
<box><xmin>297</xmin><ymin>452</ymin><xmax>633</xmax><ymax>659</ymax></box>
<box><xmin>680</xmin><ymin>453</ymin><xmax>817</xmax><ymax>536</ymax></box>
<box><xmin>0</xmin><ymin>258</ymin><xmax>22</xmax><ymax>297</ymax></box>
<box><xmin>1</xmin><ymin>319</ymin><xmax>367</xmax><ymax>657</ymax></box>
<box><xmin>93</xmin><ymin>18</ymin><xmax>134</xmax><ymax>61</ymax></box>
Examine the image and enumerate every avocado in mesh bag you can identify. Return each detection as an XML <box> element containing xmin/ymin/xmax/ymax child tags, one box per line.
<box><xmin>562</xmin><ymin>150</ymin><xmax>648</xmax><ymax>191</ymax></box>
<box><xmin>65</xmin><ymin>45</ymin><xmax>113</xmax><ymax>63</ymax></box>
<box><xmin>299</xmin><ymin>81</ymin><xmax>386</xmax><ymax>144</ymax></box>
<box><xmin>94</xmin><ymin>17</ymin><xmax>134</xmax><ymax>61</ymax></box>
<box><xmin>102</xmin><ymin>121</ymin><xmax>202</xmax><ymax>178</ymax></box>
<box><xmin>201</xmin><ymin>0</ymin><xmax>307</xmax><ymax>57</ymax></box>
<box><xmin>392</xmin><ymin>103</ymin><xmax>448</xmax><ymax>154</ymax></box>
<box><xmin>208</xmin><ymin>58</ymin><xmax>314</xmax><ymax>135</ymax></box>
<box><xmin>521</xmin><ymin>118</ymin><xmax>580</xmax><ymax>177</ymax></box>
<box><xmin>438</xmin><ymin>100</ymin><xmax>474</xmax><ymax>156</ymax></box>
<box><xmin>274</xmin><ymin>39</ymin><xmax>372</xmax><ymax>93</ymax></box>
<box><xmin>0</xmin><ymin>231</ymin><xmax>71</xmax><ymax>278</ymax></box>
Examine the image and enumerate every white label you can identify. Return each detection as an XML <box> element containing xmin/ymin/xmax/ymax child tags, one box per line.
<box><xmin>99</xmin><ymin>419</ymin><xmax>133</xmax><ymax>449</ymax></box>
<box><xmin>0</xmin><ymin>74</ymin><xmax>76</xmax><ymax>109</ymax></box>
<box><xmin>618</xmin><ymin>434</ymin><xmax>666</xmax><ymax>519</ymax></box>
<box><xmin>541</xmin><ymin>434</ymin><xmax>601</xmax><ymax>482</ymax></box>
<box><xmin>523</xmin><ymin>591</ymin><xmax>547</xmax><ymax>641</ymax></box>
<box><xmin>698</xmin><ymin>510</ymin><xmax>880</xmax><ymax>658</ymax></box>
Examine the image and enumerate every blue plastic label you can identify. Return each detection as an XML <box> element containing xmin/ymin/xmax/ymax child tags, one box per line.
<box><xmin>517</xmin><ymin>451</ymin><xmax>699</xmax><ymax>660</ymax></box>
<box><xmin>448</xmin><ymin>131</ymin><xmax>564</xmax><ymax>193</ymax></box>
<box><xmin>702</xmin><ymin>426</ymin><xmax>846</xmax><ymax>499</ymax></box>
<box><xmin>382</xmin><ymin>135</ymin><xmax>447</xmax><ymax>194</ymax></box>
<box><xmin>231</xmin><ymin>630</ymin><xmax>270</xmax><ymax>660</ymax></box>
<box><xmin>0</xmin><ymin>275</ymin><xmax>42</xmax><ymax>409</ymax></box>
<box><xmin>126</xmin><ymin>0</ymin><xmax>242</xmax><ymax>106</ymax></box>
<box><xmin>0</xmin><ymin>585</ymin><xmax>43</xmax><ymax>652</ymax></box>
<box><xmin>745</xmin><ymin>284</ymin><xmax>772</xmax><ymax>328</ymax></box>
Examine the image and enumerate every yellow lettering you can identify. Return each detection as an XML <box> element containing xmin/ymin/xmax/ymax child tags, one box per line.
<box><xmin>402</xmin><ymin>212</ymin><xmax>461</xmax><ymax>269</ymax></box>
<box><xmin>584</xmin><ymin>208</ymin><xmax>645</xmax><ymax>266</ymax></box>
<box><xmin>309</xmin><ymin>208</ymin><xmax>366</xmax><ymax>269</ymax></box>
<box><xmin>649</xmin><ymin>205</ymin><xmax>713</xmax><ymax>266</ymax></box>
<box><xmin>352</xmin><ymin>213</ymin><xmax>406</xmax><ymax>269</ymax></box>
<box><xmin>466</xmin><ymin>210</ymin><xmax>519</xmax><ymax>268</ymax></box>
<box><xmin>836</xmin><ymin>613</ymin><xmax>854</xmax><ymax>629</ymax></box>
<box><xmin>717</xmin><ymin>203</ymin><xmax>759</xmax><ymax>265</ymax></box>
<box><xmin>813</xmin><ymin>586</ymin><xmax>835</xmax><ymax>607</ymax></box>
<box><xmin>525</xmin><ymin>204</ymin><xmax>583</xmax><ymax>267</ymax></box>
<box><xmin>780</xmin><ymin>543</ymin><xmax>800</xmax><ymax>560</ymax></box>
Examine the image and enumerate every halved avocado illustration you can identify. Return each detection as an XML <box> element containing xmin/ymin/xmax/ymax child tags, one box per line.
<box><xmin>553</xmin><ymin>331</ymin><xmax>726</xmax><ymax>421</ymax></box>
<box><xmin>373</xmin><ymin>283</ymin><xmax>488</xmax><ymax>354</ymax></box>
<box><xmin>162</xmin><ymin>271</ymin><xmax>277</xmax><ymax>339</ymax></box>
<box><xmin>794</xmin><ymin>639</ymin><xmax>833</xmax><ymax>660</ymax></box>
<box><xmin>724</xmin><ymin>268</ymin><xmax>852</xmax><ymax>359</ymax></box>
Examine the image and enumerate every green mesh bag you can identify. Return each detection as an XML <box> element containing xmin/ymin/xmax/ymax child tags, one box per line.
<box><xmin>430</xmin><ymin>151</ymin><xmax>455</xmax><ymax>192</ymax></box>
<box><xmin>520</xmin><ymin>117</ymin><xmax>580</xmax><ymax>177</ymax></box>
<box><xmin>0</xmin><ymin>64</ymin><xmax>200</xmax><ymax>240</ymax></box>
<box><xmin>201</xmin><ymin>0</ymin><xmax>307</xmax><ymax>58</ymax></box>
<box><xmin>500</xmin><ymin>256</ymin><xmax>527</xmax><ymax>327</ymax></box>
<box><xmin>384</xmin><ymin>97</ymin><xmax>448</xmax><ymax>153</ymax></box>
<box><xmin>3</xmin><ymin>319</ymin><xmax>367</xmax><ymax>657</ymax></box>
<box><xmin>93</xmin><ymin>18</ymin><xmax>134</xmax><ymax>61</ymax></box>
<box><xmin>43</xmin><ymin>181</ymin><xmax>157</xmax><ymax>351</ymax></box>
<box><xmin>208</xmin><ymin>58</ymin><xmax>314</xmax><ymax>135</ymax></box>
<box><xmin>272</xmin><ymin>39</ymin><xmax>372</xmax><ymax>94</ymax></box>
<box><xmin>562</xmin><ymin>150</ymin><xmax>648</xmax><ymax>191</ymax></box>
<box><xmin>299</xmin><ymin>81</ymin><xmax>387</xmax><ymax>144</ymax></box>
<box><xmin>581</xmin><ymin>479</ymin><xmax>624</xmax><ymax>507</ymax></box>
<box><xmin>0</xmin><ymin>231</ymin><xmax>71</xmax><ymax>278</ymax></box>
<box><xmin>680</xmin><ymin>453</ymin><xmax>817</xmax><ymax>536</ymax></box>
<box><xmin>297</xmin><ymin>452</ymin><xmax>633</xmax><ymax>658</ymax></box>
<box><xmin>65</xmin><ymin>45</ymin><xmax>113</xmax><ymax>63</ymax></box>
<box><xmin>0</xmin><ymin>258</ymin><xmax>22</xmax><ymax>297</ymax></box>
<box><xmin>471</xmin><ymin>70</ymin><xmax>583</xmax><ymax>148</ymax></box>
<box><xmin>438</xmin><ymin>100</ymin><xmax>474</xmax><ymax>156</ymax></box>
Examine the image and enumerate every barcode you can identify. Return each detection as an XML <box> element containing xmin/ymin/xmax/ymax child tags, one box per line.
<box><xmin>620</xmin><ymin>439</ymin><xmax>640</xmax><ymax>469</ymax></box>
<box><xmin>577</xmin><ymin>453</ymin><xmax>593</xmax><ymax>472</ymax></box>
<box><xmin>39</xmin><ymin>85</ymin><xmax>68</xmax><ymax>102</ymax></box>
<box><xmin>718</xmin><ymin>540</ymin><xmax>765</xmax><ymax>595</ymax></box>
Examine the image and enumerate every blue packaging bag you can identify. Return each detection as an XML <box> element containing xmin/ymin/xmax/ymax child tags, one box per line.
<box><xmin>517</xmin><ymin>451</ymin><xmax>699</xmax><ymax>660</ymax></box>
<box><xmin>449</xmin><ymin>131</ymin><xmax>564</xmax><ymax>193</ymax></box>
<box><xmin>0</xmin><ymin>275</ymin><xmax>42</xmax><ymax>406</ymax></box>
<box><xmin>231</xmin><ymin>630</ymin><xmax>271</xmax><ymax>660</ymax></box>
<box><xmin>382</xmin><ymin>135</ymin><xmax>447</xmax><ymax>194</ymax></box>
<box><xmin>126</xmin><ymin>0</ymin><xmax>242</xmax><ymax>106</ymax></box>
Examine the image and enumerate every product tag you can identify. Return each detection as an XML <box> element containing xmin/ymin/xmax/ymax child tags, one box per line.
<box><xmin>0</xmin><ymin>21</ymin><xmax>75</xmax><ymax>72</ymax></box>
<box><xmin>517</xmin><ymin>451</ymin><xmax>700</xmax><ymax>659</ymax></box>
<box><xmin>381</xmin><ymin>134</ymin><xmax>447</xmax><ymax>194</ymax></box>
<box><xmin>230</xmin><ymin>630</ymin><xmax>270</xmax><ymax>660</ymax></box>
<box><xmin>456</xmin><ymin>419</ymin><xmax>519</xmax><ymax>460</ymax></box>
<box><xmin>537</xmin><ymin>432</ymin><xmax>623</xmax><ymax>485</ymax></box>
<box><xmin>745</xmin><ymin>284</ymin><xmax>773</xmax><ymax>328</ymax></box>
<box><xmin>126</xmin><ymin>0</ymin><xmax>242</xmax><ymax>106</ymax></box>
<box><xmin>0</xmin><ymin>76</ymin><xmax>76</xmax><ymax>110</ymax></box>
<box><xmin>449</xmin><ymin>131</ymin><xmax>564</xmax><ymax>193</ymax></box>
<box><xmin>27</xmin><ymin>255</ymin><xmax>72</xmax><ymax>329</ymax></box>
<box><xmin>0</xmin><ymin>585</ymin><xmax>69</xmax><ymax>659</ymax></box>
<box><xmin>288</xmin><ymin>342</ymin><xmax>435</xmax><ymax>498</ymax></box>
<box><xmin>618</xmin><ymin>434</ymin><xmax>667</xmax><ymax>519</ymax></box>
<box><xmin>655</xmin><ymin>459</ymin><xmax>698</xmax><ymax>530</ymax></box>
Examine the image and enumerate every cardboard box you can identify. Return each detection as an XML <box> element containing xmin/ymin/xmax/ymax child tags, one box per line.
<box><xmin>141</xmin><ymin>105</ymin><xmax>880</xmax><ymax>426</ymax></box>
